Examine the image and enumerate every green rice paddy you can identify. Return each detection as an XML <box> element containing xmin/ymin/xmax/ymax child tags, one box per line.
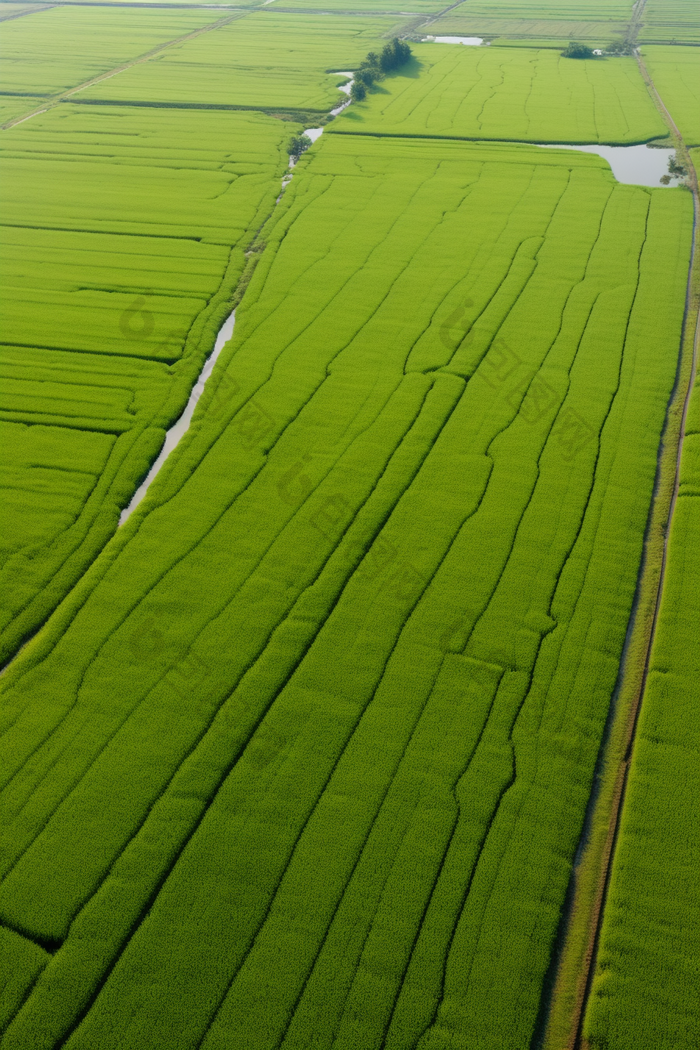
<box><xmin>79</xmin><ymin>13</ymin><xmax>406</xmax><ymax>112</ymax></box>
<box><xmin>641</xmin><ymin>46</ymin><xmax>700</xmax><ymax>145</ymax></box>
<box><xmin>0</xmin><ymin>7</ymin><xmax>698</xmax><ymax>1050</ymax></box>
<box><xmin>332</xmin><ymin>44</ymin><xmax>667</xmax><ymax>144</ymax></box>
<box><xmin>0</xmin><ymin>102</ymin><xmax>293</xmax><ymax>664</ymax></box>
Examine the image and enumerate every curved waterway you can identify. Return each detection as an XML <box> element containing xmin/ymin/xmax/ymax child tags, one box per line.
<box><xmin>535</xmin><ymin>142</ymin><xmax>680</xmax><ymax>187</ymax></box>
<box><xmin>423</xmin><ymin>36</ymin><xmax>486</xmax><ymax>45</ymax></box>
<box><xmin>122</xmin><ymin>74</ymin><xmax>358</xmax><ymax>524</ymax></box>
<box><xmin>119</xmin><ymin>310</ymin><xmax>235</xmax><ymax>525</ymax></box>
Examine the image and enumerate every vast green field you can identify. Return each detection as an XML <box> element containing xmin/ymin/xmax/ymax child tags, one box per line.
<box><xmin>0</xmin><ymin>129</ymin><xmax>692</xmax><ymax>1049</ymax></box>
<box><xmin>332</xmin><ymin>44</ymin><xmax>667</xmax><ymax>143</ymax></box>
<box><xmin>0</xmin><ymin>102</ymin><xmax>293</xmax><ymax>664</ymax></box>
<box><xmin>1</xmin><ymin>6</ymin><xmax>698</xmax><ymax>1050</ymax></box>
<box><xmin>582</xmin><ymin>372</ymin><xmax>700</xmax><ymax>1050</ymax></box>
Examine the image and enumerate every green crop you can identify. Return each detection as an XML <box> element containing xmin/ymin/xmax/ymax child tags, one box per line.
<box><xmin>0</xmin><ymin>4</ymin><xmax>224</xmax><ymax>99</ymax></box>
<box><xmin>639</xmin><ymin>0</ymin><xmax>700</xmax><ymax>44</ymax></box>
<box><xmin>583</xmin><ymin>373</ymin><xmax>700</xmax><ymax>1049</ymax></box>
<box><xmin>79</xmin><ymin>13</ymin><xmax>409</xmax><ymax>112</ymax></box>
<box><xmin>641</xmin><ymin>46</ymin><xmax>700</xmax><ymax>144</ymax></box>
<box><xmin>0</xmin><ymin>131</ymin><xmax>691</xmax><ymax>1050</ymax></box>
<box><xmin>331</xmin><ymin>43</ymin><xmax>666</xmax><ymax>144</ymax></box>
<box><xmin>0</xmin><ymin>102</ymin><xmax>293</xmax><ymax>664</ymax></box>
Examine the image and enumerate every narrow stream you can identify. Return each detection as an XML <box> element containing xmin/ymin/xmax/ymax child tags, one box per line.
<box><xmin>119</xmin><ymin>310</ymin><xmax>235</xmax><ymax>525</ymax></box>
<box><xmin>423</xmin><ymin>36</ymin><xmax>486</xmax><ymax>45</ymax></box>
<box><xmin>121</xmin><ymin>73</ymin><xmax>357</xmax><ymax>524</ymax></box>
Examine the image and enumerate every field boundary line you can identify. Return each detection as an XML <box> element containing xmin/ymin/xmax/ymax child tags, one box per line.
<box><xmin>537</xmin><ymin>42</ymin><xmax>700</xmax><ymax>1050</ymax></box>
<box><xmin>0</xmin><ymin>8</ymin><xmax>248</xmax><ymax>130</ymax></box>
<box><xmin>0</xmin><ymin>3</ymin><xmax>55</xmax><ymax>21</ymax></box>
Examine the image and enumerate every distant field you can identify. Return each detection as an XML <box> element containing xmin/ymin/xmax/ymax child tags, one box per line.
<box><xmin>583</xmin><ymin>373</ymin><xmax>700</xmax><ymax>1050</ymax></box>
<box><xmin>0</xmin><ymin>131</ymin><xmax>691</xmax><ymax>1050</ymax></box>
<box><xmin>0</xmin><ymin>102</ymin><xmax>292</xmax><ymax>663</ymax></box>
<box><xmin>639</xmin><ymin>0</ymin><xmax>700</xmax><ymax>43</ymax></box>
<box><xmin>642</xmin><ymin>46</ymin><xmax>700</xmax><ymax>145</ymax></box>
<box><xmin>427</xmin><ymin>16</ymin><xmax>628</xmax><ymax>42</ymax></box>
<box><xmin>0</xmin><ymin>5</ymin><xmax>224</xmax><ymax>99</ymax></box>
<box><xmin>331</xmin><ymin>44</ymin><xmax>667</xmax><ymax>143</ymax></box>
<box><xmin>265</xmin><ymin>0</ymin><xmax>447</xmax><ymax>11</ymax></box>
<box><xmin>430</xmin><ymin>0</ymin><xmax>634</xmax><ymax>16</ymax></box>
<box><xmin>79</xmin><ymin>12</ymin><xmax>404</xmax><ymax>111</ymax></box>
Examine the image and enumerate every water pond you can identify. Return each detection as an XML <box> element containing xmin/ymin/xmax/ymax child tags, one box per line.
<box><xmin>536</xmin><ymin>142</ymin><xmax>681</xmax><ymax>187</ymax></box>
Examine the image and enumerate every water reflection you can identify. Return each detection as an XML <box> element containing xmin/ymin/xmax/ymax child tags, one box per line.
<box><xmin>424</xmin><ymin>36</ymin><xmax>486</xmax><ymax>46</ymax></box>
<box><xmin>536</xmin><ymin>142</ymin><xmax>681</xmax><ymax>187</ymax></box>
<box><xmin>119</xmin><ymin>312</ymin><xmax>236</xmax><ymax>524</ymax></box>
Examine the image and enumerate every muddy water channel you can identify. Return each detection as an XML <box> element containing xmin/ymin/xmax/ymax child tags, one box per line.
<box><xmin>119</xmin><ymin>311</ymin><xmax>235</xmax><ymax>524</ymax></box>
<box><xmin>536</xmin><ymin>142</ymin><xmax>681</xmax><ymax>187</ymax></box>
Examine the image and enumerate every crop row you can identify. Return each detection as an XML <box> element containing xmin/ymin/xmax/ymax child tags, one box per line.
<box><xmin>0</xmin><ymin>134</ymin><xmax>691</xmax><ymax>1050</ymax></box>
<box><xmin>0</xmin><ymin>102</ymin><xmax>293</xmax><ymax>665</ymax></box>
<box><xmin>639</xmin><ymin>0</ymin><xmax>700</xmax><ymax>44</ymax></box>
<box><xmin>640</xmin><ymin>46</ymin><xmax>700</xmax><ymax>145</ymax></box>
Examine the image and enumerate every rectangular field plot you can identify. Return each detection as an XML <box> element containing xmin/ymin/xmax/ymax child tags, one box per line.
<box><xmin>584</xmin><ymin>374</ymin><xmax>700</xmax><ymax>1050</ymax></box>
<box><xmin>79</xmin><ymin>12</ymin><xmax>409</xmax><ymax>112</ymax></box>
<box><xmin>0</xmin><ymin>5</ymin><xmax>224</xmax><ymax>99</ymax></box>
<box><xmin>0</xmin><ymin>103</ymin><xmax>291</xmax><ymax>664</ymax></box>
<box><xmin>0</xmin><ymin>104</ymin><xmax>289</xmax><ymax>355</ymax></box>
<box><xmin>641</xmin><ymin>46</ymin><xmax>700</xmax><ymax>145</ymax></box>
<box><xmin>0</xmin><ymin>133</ymin><xmax>691</xmax><ymax>1050</ymax></box>
<box><xmin>331</xmin><ymin>44</ymin><xmax>666</xmax><ymax>144</ymax></box>
<box><xmin>427</xmin><ymin>16</ymin><xmax>629</xmax><ymax>43</ymax></box>
<box><xmin>639</xmin><ymin>0</ymin><xmax>700</xmax><ymax>43</ymax></box>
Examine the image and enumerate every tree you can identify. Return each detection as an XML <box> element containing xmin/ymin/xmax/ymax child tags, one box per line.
<box><xmin>668</xmin><ymin>153</ymin><xmax>687</xmax><ymax>176</ymax></box>
<box><xmin>562</xmin><ymin>41</ymin><xmax>594</xmax><ymax>58</ymax></box>
<box><xmin>356</xmin><ymin>67</ymin><xmax>376</xmax><ymax>89</ymax></box>
<box><xmin>379</xmin><ymin>38</ymin><xmax>412</xmax><ymax>73</ymax></box>
<box><xmin>287</xmin><ymin>134</ymin><xmax>312</xmax><ymax>160</ymax></box>
<box><xmin>350</xmin><ymin>80</ymin><xmax>367</xmax><ymax>103</ymax></box>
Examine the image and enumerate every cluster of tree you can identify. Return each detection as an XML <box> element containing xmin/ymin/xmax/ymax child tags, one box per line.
<box><xmin>350</xmin><ymin>38</ymin><xmax>413</xmax><ymax>101</ymax></box>
<box><xmin>607</xmin><ymin>38</ymin><xmax>634</xmax><ymax>55</ymax></box>
<box><xmin>287</xmin><ymin>133</ymin><xmax>312</xmax><ymax>160</ymax></box>
<box><xmin>660</xmin><ymin>154</ymin><xmax>688</xmax><ymax>184</ymax></box>
<box><xmin>562</xmin><ymin>41</ymin><xmax>595</xmax><ymax>59</ymax></box>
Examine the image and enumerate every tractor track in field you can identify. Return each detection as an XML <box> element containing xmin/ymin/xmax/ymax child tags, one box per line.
<box><xmin>0</xmin><ymin>8</ymin><xmax>248</xmax><ymax>130</ymax></box>
<box><xmin>536</xmin><ymin>30</ymin><xmax>700</xmax><ymax>1049</ymax></box>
